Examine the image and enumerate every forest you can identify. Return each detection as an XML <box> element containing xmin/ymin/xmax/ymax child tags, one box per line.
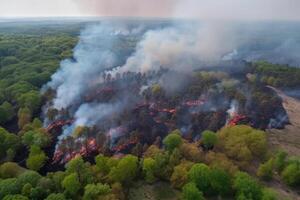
<box><xmin>0</xmin><ymin>22</ymin><xmax>300</xmax><ymax>200</ymax></box>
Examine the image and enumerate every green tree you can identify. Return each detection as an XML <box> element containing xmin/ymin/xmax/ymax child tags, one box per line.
<box><xmin>182</xmin><ymin>182</ymin><xmax>205</xmax><ymax>200</ymax></box>
<box><xmin>0</xmin><ymin>101</ymin><xmax>14</xmax><ymax>124</ymax></box>
<box><xmin>262</xmin><ymin>188</ymin><xmax>278</xmax><ymax>200</ymax></box>
<box><xmin>188</xmin><ymin>163</ymin><xmax>211</xmax><ymax>193</ymax></box>
<box><xmin>22</xmin><ymin>130</ymin><xmax>50</xmax><ymax>148</ymax></box>
<box><xmin>15</xmin><ymin>170</ymin><xmax>42</xmax><ymax>191</ymax></box>
<box><xmin>170</xmin><ymin>161</ymin><xmax>192</xmax><ymax>189</ymax></box>
<box><xmin>17</xmin><ymin>91</ymin><xmax>41</xmax><ymax>113</ymax></box>
<box><xmin>0</xmin><ymin>178</ymin><xmax>18</xmax><ymax>199</ymax></box>
<box><xmin>202</xmin><ymin>130</ymin><xmax>217</xmax><ymax>149</ymax></box>
<box><xmin>0</xmin><ymin>162</ymin><xmax>26</xmax><ymax>179</ymax></box>
<box><xmin>62</xmin><ymin>173</ymin><xmax>81</xmax><ymax>196</ymax></box>
<box><xmin>3</xmin><ymin>194</ymin><xmax>29</xmax><ymax>200</ymax></box>
<box><xmin>163</xmin><ymin>131</ymin><xmax>183</xmax><ymax>153</ymax></box>
<box><xmin>83</xmin><ymin>183</ymin><xmax>111</xmax><ymax>200</ymax></box>
<box><xmin>209</xmin><ymin>168</ymin><xmax>232</xmax><ymax>197</ymax></box>
<box><xmin>26</xmin><ymin>145</ymin><xmax>48</xmax><ymax>171</ymax></box>
<box><xmin>273</xmin><ymin>151</ymin><xmax>287</xmax><ymax>172</ymax></box>
<box><xmin>95</xmin><ymin>154</ymin><xmax>110</xmax><ymax>175</ymax></box>
<box><xmin>281</xmin><ymin>161</ymin><xmax>300</xmax><ymax>187</ymax></box>
<box><xmin>45</xmin><ymin>193</ymin><xmax>66</xmax><ymax>200</ymax></box>
<box><xmin>233</xmin><ymin>172</ymin><xmax>262</xmax><ymax>200</ymax></box>
<box><xmin>109</xmin><ymin>155</ymin><xmax>138</xmax><ymax>184</ymax></box>
<box><xmin>18</xmin><ymin>107</ymin><xmax>32</xmax><ymax>129</ymax></box>
<box><xmin>142</xmin><ymin>158</ymin><xmax>156</xmax><ymax>183</ymax></box>
<box><xmin>257</xmin><ymin>158</ymin><xmax>274</xmax><ymax>181</ymax></box>
<box><xmin>65</xmin><ymin>156</ymin><xmax>94</xmax><ymax>186</ymax></box>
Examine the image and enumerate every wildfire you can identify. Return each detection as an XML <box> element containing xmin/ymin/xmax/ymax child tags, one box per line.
<box><xmin>46</xmin><ymin>119</ymin><xmax>74</xmax><ymax>132</ymax></box>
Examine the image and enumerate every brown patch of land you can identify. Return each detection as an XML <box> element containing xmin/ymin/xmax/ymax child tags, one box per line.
<box><xmin>267</xmin><ymin>86</ymin><xmax>300</xmax><ymax>157</ymax></box>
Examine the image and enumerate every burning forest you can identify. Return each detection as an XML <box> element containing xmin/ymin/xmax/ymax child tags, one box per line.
<box><xmin>41</xmin><ymin>23</ymin><xmax>289</xmax><ymax>164</ymax></box>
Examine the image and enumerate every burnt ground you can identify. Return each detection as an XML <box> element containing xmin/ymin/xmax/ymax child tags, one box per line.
<box><xmin>266</xmin><ymin>87</ymin><xmax>300</xmax><ymax>200</ymax></box>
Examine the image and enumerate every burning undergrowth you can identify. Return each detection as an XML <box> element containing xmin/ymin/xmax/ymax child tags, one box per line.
<box><xmin>41</xmin><ymin>22</ymin><xmax>289</xmax><ymax>164</ymax></box>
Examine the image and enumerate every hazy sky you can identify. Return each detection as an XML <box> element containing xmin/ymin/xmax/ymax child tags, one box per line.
<box><xmin>0</xmin><ymin>0</ymin><xmax>300</xmax><ymax>21</ymax></box>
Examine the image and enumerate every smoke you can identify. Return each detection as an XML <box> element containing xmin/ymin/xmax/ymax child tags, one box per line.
<box><xmin>74</xmin><ymin>101</ymin><xmax>124</xmax><ymax>127</ymax></box>
<box><xmin>117</xmin><ymin>22</ymin><xmax>236</xmax><ymax>74</ymax></box>
<box><xmin>74</xmin><ymin>0</ymin><xmax>300</xmax><ymax>21</ymax></box>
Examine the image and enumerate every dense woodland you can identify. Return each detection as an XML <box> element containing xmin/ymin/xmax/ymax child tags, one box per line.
<box><xmin>0</xmin><ymin>22</ymin><xmax>300</xmax><ymax>200</ymax></box>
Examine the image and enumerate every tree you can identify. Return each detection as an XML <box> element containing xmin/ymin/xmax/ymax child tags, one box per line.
<box><xmin>201</xmin><ymin>130</ymin><xmax>217</xmax><ymax>150</ymax></box>
<box><xmin>188</xmin><ymin>163</ymin><xmax>211</xmax><ymax>193</ymax></box>
<box><xmin>257</xmin><ymin>158</ymin><xmax>274</xmax><ymax>181</ymax></box>
<box><xmin>17</xmin><ymin>91</ymin><xmax>41</xmax><ymax>113</ymax></box>
<box><xmin>233</xmin><ymin>172</ymin><xmax>262</xmax><ymax>200</ymax></box>
<box><xmin>109</xmin><ymin>155</ymin><xmax>138</xmax><ymax>184</ymax></box>
<box><xmin>0</xmin><ymin>102</ymin><xmax>14</xmax><ymax>124</ymax></box>
<box><xmin>163</xmin><ymin>131</ymin><xmax>183</xmax><ymax>153</ymax></box>
<box><xmin>0</xmin><ymin>178</ymin><xmax>18</xmax><ymax>199</ymax></box>
<box><xmin>0</xmin><ymin>162</ymin><xmax>26</xmax><ymax>179</ymax></box>
<box><xmin>65</xmin><ymin>156</ymin><xmax>94</xmax><ymax>186</ymax></box>
<box><xmin>179</xmin><ymin>143</ymin><xmax>204</xmax><ymax>162</ymax></box>
<box><xmin>3</xmin><ymin>194</ymin><xmax>29</xmax><ymax>200</ymax></box>
<box><xmin>45</xmin><ymin>193</ymin><xmax>66</xmax><ymax>200</ymax></box>
<box><xmin>281</xmin><ymin>161</ymin><xmax>300</xmax><ymax>187</ymax></box>
<box><xmin>95</xmin><ymin>154</ymin><xmax>110</xmax><ymax>175</ymax></box>
<box><xmin>15</xmin><ymin>171</ymin><xmax>42</xmax><ymax>192</ymax></box>
<box><xmin>170</xmin><ymin>161</ymin><xmax>193</xmax><ymax>189</ymax></box>
<box><xmin>26</xmin><ymin>145</ymin><xmax>48</xmax><ymax>171</ymax></box>
<box><xmin>262</xmin><ymin>188</ymin><xmax>278</xmax><ymax>200</ymax></box>
<box><xmin>46</xmin><ymin>171</ymin><xmax>66</xmax><ymax>192</ymax></box>
<box><xmin>83</xmin><ymin>183</ymin><xmax>111</xmax><ymax>200</ymax></box>
<box><xmin>22</xmin><ymin>130</ymin><xmax>50</xmax><ymax>148</ymax></box>
<box><xmin>62</xmin><ymin>173</ymin><xmax>81</xmax><ymax>196</ymax></box>
<box><xmin>273</xmin><ymin>151</ymin><xmax>287</xmax><ymax>172</ymax></box>
<box><xmin>142</xmin><ymin>158</ymin><xmax>156</xmax><ymax>183</ymax></box>
<box><xmin>182</xmin><ymin>182</ymin><xmax>205</xmax><ymax>200</ymax></box>
<box><xmin>18</xmin><ymin>107</ymin><xmax>32</xmax><ymax>129</ymax></box>
<box><xmin>0</xmin><ymin>127</ymin><xmax>21</xmax><ymax>161</ymax></box>
<box><xmin>217</xmin><ymin>125</ymin><xmax>267</xmax><ymax>164</ymax></box>
<box><xmin>209</xmin><ymin>168</ymin><xmax>232</xmax><ymax>197</ymax></box>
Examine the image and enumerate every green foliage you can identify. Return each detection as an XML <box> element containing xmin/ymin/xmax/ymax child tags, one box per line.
<box><xmin>3</xmin><ymin>194</ymin><xmax>29</xmax><ymax>200</ymax></box>
<box><xmin>170</xmin><ymin>161</ymin><xmax>192</xmax><ymax>189</ymax></box>
<box><xmin>182</xmin><ymin>182</ymin><xmax>205</xmax><ymax>200</ymax></box>
<box><xmin>209</xmin><ymin>168</ymin><xmax>232</xmax><ymax>196</ymax></box>
<box><xmin>188</xmin><ymin>163</ymin><xmax>210</xmax><ymax>193</ymax></box>
<box><xmin>163</xmin><ymin>131</ymin><xmax>183</xmax><ymax>152</ymax></box>
<box><xmin>109</xmin><ymin>155</ymin><xmax>138</xmax><ymax>184</ymax></box>
<box><xmin>0</xmin><ymin>178</ymin><xmax>18</xmax><ymax>199</ymax></box>
<box><xmin>273</xmin><ymin>150</ymin><xmax>287</xmax><ymax>172</ymax></box>
<box><xmin>233</xmin><ymin>172</ymin><xmax>262</xmax><ymax>200</ymax></box>
<box><xmin>201</xmin><ymin>130</ymin><xmax>217</xmax><ymax>149</ymax></box>
<box><xmin>21</xmin><ymin>130</ymin><xmax>50</xmax><ymax>148</ymax></box>
<box><xmin>0</xmin><ymin>127</ymin><xmax>21</xmax><ymax>161</ymax></box>
<box><xmin>62</xmin><ymin>173</ymin><xmax>81</xmax><ymax>196</ymax></box>
<box><xmin>253</xmin><ymin>61</ymin><xmax>300</xmax><ymax>88</ymax></box>
<box><xmin>26</xmin><ymin>145</ymin><xmax>48</xmax><ymax>171</ymax></box>
<box><xmin>257</xmin><ymin>158</ymin><xmax>274</xmax><ymax>181</ymax></box>
<box><xmin>17</xmin><ymin>91</ymin><xmax>41</xmax><ymax>113</ymax></box>
<box><xmin>142</xmin><ymin>158</ymin><xmax>157</xmax><ymax>183</ymax></box>
<box><xmin>95</xmin><ymin>154</ymin><xmax>110</xmax><ymax>175</ymax></box>
<box><xmin>83</xmin><ymin>183</ymin><xmax>111</xmax><ymax>200</ymax></box>
<box><xmin>217</xmin><ymin>125</ymin><xmax>267</xmax><ymax>163</ymax></box>
<box><xmin>17</xmin><ymin>107</ymin><xmax>32</xmax><ymax>129</ymax></box>
<box><xmin>0</xmin><ymin>162</ymin><xmax>26</xmax><ymax>179</ymax></box>
<box><xmin>281</xmin><ymin>160</ymin><xmax>300</xmax><ymax>187</ymax></box>
<box><xmin>262</xmin><ymin>188</ymin><xmax>278</xmax><ymax>200</ymax></box>
<box><xmin>65</xmin><ymin>156</ymin><xmax>94</xmax><ymax>186</ymax></box>
<box><xmin>15</xmin><ymin>170</ymin><xmax>42</xmax><ymax>191</ymax></box>
<box><xmin>0</xmin><ymin>102</ymin><xmax>14</xmax><ymax>124</ymax></box>
<box><xmin>45</xmin><ymin>193</ymin><xmax>66</xmax><ymax>200</ymax></box>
